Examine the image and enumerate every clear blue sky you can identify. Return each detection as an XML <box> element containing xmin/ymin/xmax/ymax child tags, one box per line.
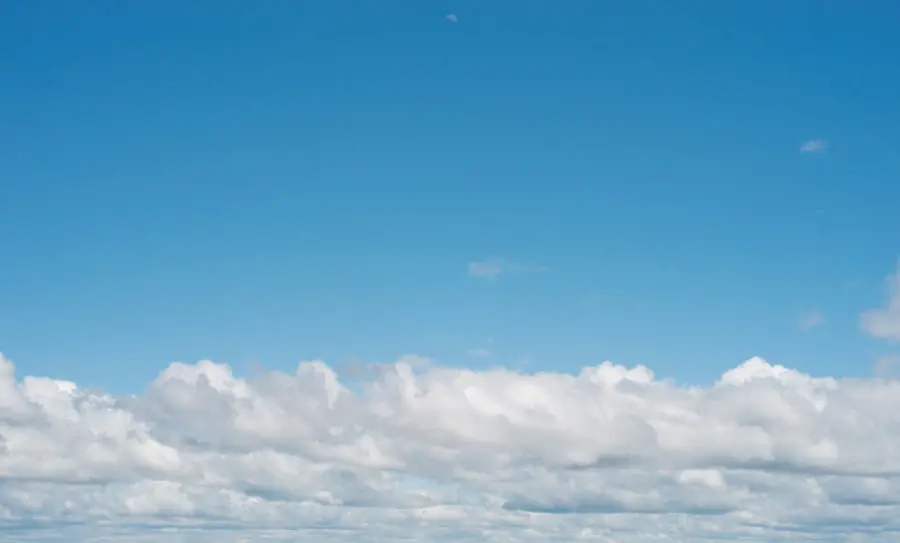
<box><xmin>2</xmin><ymin>1</ymin><xmax>899</xmax><ymax>392</ymax></box>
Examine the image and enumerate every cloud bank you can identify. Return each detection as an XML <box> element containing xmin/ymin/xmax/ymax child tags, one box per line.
<box><xmin>2</xmin><ymin>353</ymin><xmax>900</xmax><ymax>542</ymax></box>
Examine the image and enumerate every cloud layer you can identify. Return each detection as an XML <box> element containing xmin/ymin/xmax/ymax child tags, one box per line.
<box><xmin>2</xmin><ymin>352</ymin><xmax>900</xmax><ymax>542</ymax></box>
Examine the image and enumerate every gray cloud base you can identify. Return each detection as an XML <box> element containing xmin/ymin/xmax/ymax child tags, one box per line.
<box><xmin>2</xmin><ymin>353</ymin><xmax>900</xmax><ymax>542</ymax></box>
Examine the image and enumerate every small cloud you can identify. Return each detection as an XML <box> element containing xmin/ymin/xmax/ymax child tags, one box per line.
<box><xmin>467</xmin><ymin>337</ymin><xmax>494</xmax><ymax>358</ymax></box>
<box><xmin>860</xmin><ymin>261</ymin><xmax>900</xmax><ymax>342</ymax></box>
<box><xmin>799</xmin><ymin>311</ymin><xmax>824</xmax><ymax>332</ymax></box>
<box><xmin>445</xmin><ymin>13</ymin><xmax>458</xmax><ymax>23</ymax></box>
<box><xmin>338</xmin><ymin>354</ymin><xmax>433</xmax><ymax>379</ymax></box>
<box><xmin>800</xmin><ymin>139</ymin><xmax>827</xmax><ymax>154</ymax></box>
<box><xmin>468</xmin><ymin>259</ymin><xmax>503</xmax><ymax>278</ymax></box>
<box><xmin>875</xmin><ymin>354</ymin><xmax>900</xmax><ymax>377</ymax></box>
<box><xmin>467</xmin><ymin>257</ymin><xmax>548</xmax><ymax>279</ymax></box>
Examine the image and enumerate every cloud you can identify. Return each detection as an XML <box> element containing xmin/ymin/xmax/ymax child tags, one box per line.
<box><xmin>799</xmin><ymin>311</ymin><xmax>824</xmax><ymax>331</ymax></box>
<box><xmin>467</xmin><ymin>257</ymin><xmax>548</xmax><ymax>279</ymax></box>
<box><xmin>860</xmin><ymin>262</ymin><xmax>900</xmax><ymax>342</ymax></box>
<box><xmin>3</xmin><ymin>352</ymin><xmax>900</xmax><ymax>541</ymax></box>
<box><xmin>800</xmin><ymin>138</ymin><xmax>828</xmax><ymax>154</ymax></box>
<box><xmin>468</xmin><ymin>338</ymin><xmax>494</xmax><ymax>358</ymax></box>
<box><xmin>445</xmin><ymin>13</ymin><xmax>458</xmax><ymax>23</ymax></box>
<box><xmin>875</xmin><ymin>354</ymin><xmax>900</xmax><ymax>377</ymax></box>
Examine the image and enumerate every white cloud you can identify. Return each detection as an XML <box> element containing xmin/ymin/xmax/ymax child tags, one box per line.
<box><xmin>2</xmin><ymin>351</ymin><xmax>900</xmax><ymax>541</ymax></box>
<box><xmin>799</xmin><ymin>311</ymin><xmax>824</xmax><ymax>331</ymax></box>
<box><xmin>860</xmin><ymin>262</ymin><xmax>900</xmax><ymax>342</ymax></box>
<box><xmin>467</xmin><ymin>257</ymin><xmax>548</xmax><ymax>278</ymax></box>
<box><xmin>800</xmin><ymin>138</ymin><xmax>827</xmax><ymax>154</ymax></box>
<box><xmin>445</xmin><ymin>13</ymin><xmax>458</xmax><ymax>23</ymax></box>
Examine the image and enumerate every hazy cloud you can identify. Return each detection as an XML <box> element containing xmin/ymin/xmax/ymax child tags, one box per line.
<box><xmin>467</xmin><ymin>338</ymin><xmax>494</xmax><ymax>358</ymax></box>
<box><xmin>799</xmin><ymin>311</ymin><xmax>824</xmax><ymax>331</ymax></box>
<box><xmin>2</xmin><ymin>351</ymin><xmax>900</xmax><ymax>541</ymax></box>
<box><xmin>875</xmin><ymin>354</ymin><xmax>900</xmax><ymax>377</ymax></box>
<box><xmin>860</xmin><ymin>262</ymin><xmax>900</xmax><ymax>342</ymax></box>
<box><xmin>467</xmin><ymin>257</ymin><xmax>548</xmax><ymax>278</ymax></box>
<box><xmin>800</xmin><ymin>138</ymin><xmax>828</xmax><ymax>154</ymax></box>
<box><xmin>445</xmin><ymin>13</ymin><xmax>458</xmax><ymax>23</ymax></box>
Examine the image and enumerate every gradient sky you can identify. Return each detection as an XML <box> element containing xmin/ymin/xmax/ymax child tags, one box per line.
<box><xmin>2</xmin><ymin>0</ymin><xmax>899</xmax><ymax>393</ymax></box>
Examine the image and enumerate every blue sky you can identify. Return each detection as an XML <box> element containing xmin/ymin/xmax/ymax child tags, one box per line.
<box><xmin>2</xmin><ymin>0</ymin><xmax>899</xmax><ymax>393</ymax></box>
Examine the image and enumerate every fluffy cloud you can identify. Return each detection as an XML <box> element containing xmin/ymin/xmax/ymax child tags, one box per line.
<box><xmin>2</xmin><ymin>353</ymin><xmax>900</xmax><ymax>542</ymax></box>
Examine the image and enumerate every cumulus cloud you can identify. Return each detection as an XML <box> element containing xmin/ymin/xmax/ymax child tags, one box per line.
<box><xmin>860</xmin><ymin>262</ymin><xmax>900</xmax><ymax>342</ymax></box>
<box><xmin>445</xmin><ymin>13</ymin><xmax>458</xmax><ymax>23</ymax></box>
<box><xmin>800</xmin><ymin>138</ymin><xmax>828</xmax><ymax>154</ymax></box>
<box><xmin>467</xmin><ymin>257</ymin><xmax>548</xmax><ymax>278</ymax></box>
<box><xmin>2</xmin><ymin>352</ymin><xmax>900</xmax><ymax>541</ymax></box>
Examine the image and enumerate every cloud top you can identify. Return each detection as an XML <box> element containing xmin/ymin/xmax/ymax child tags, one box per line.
<box><xmin>2</xmin><ymin>352</ymin><xmax>900</xmax><ymax>541</ymax></box>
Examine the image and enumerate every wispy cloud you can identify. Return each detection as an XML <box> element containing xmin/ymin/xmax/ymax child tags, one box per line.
<box><xmin>337</xmin><ymin>354</ymin><xmax>432</xmax><ymax>379</ymax></box>
<box><xmin>860</xmin><ymin>261</ymin><xmax>900</xmax><ymax>342</ymax></box>
<box><xmin>799</xmin><ymin>311</ymin><xmax>824</xmax><ymax>332</ymax></box>
<box><xmin>467</xmin><ymin>338</ymin><xmax>494</xmax><ymax>358</ymax></box>
<box><xmin>445</xmin><ymin>13</ymin><xmax>458</xmax><ymax>23</ymax></box>
<box><xmin>468</xmin><ymin>259</ymin><xmax>503</xmax><ymax>278</ymax></box>
<box><xmin>800</xmin><ymin>138</ymin><xmax>827</xmax><ymax>154</ymax></box>
<box><xmin>875</xmin><ymin>354</ymin><xmax>900</xmax><ymax>377</ymax></box>
<box><xmin>467</xmin><ymin>257</ymin><xmax>548</xmax><ymax>279</ymax></box>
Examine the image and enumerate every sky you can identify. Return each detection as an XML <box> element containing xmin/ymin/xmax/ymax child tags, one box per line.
<box><xmin>1</xmin><ymin>1</ymin><xmax>900</xmax><ymax>541</ymax></box>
